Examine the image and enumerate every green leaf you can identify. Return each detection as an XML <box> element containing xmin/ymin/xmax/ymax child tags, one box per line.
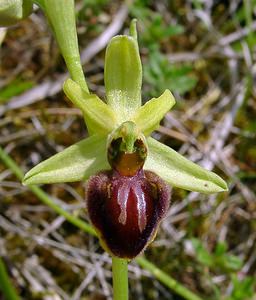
<box><xmin>143</xmin><ymin>50</ymin><xmax>198</xmax><ymax>97</ymax></box>
<box><xmin>168</xmin><ymin>75</ymin><xmax>198</xmax><ymax>95</ymax></box>
<box><xmin>0</xmin><ymin>79</ymin><xmax>34</xmax><ymax>103</ymax></box>
<box><xmin>132</xmin><ymin>89</ymin><xmax>175</xmax><ymax>135</ymax></box>
<box><xmin>221</xmin><ymin>254</ymin><xmax>243</xmax><ymax>271</ymax></box>
<box><xmin>104</xmin><ymin>34</ymin><xmax>142</xmax><ymax>121</ymax></box>
<box><xmin>231</xmin><ymin>275</ymin><xmax>255</xmax><ymax>299</ymax></box>
<box><xmin>23</xmin><ymin>135</ymin><xmax>109</xmax><ymax>185</ymax></box>
<box><xmin>191</xmin><ymin>238</ymin><xmax>213</xmax><ymax>267</ymax></box>
<box><xmin>214</xmin><ymin>242</ymin><xmax>228</xmax><ymax>256</ymax></box>
<box><xmin>145</xmin><ymin>138</ymin><xmax>228</xmax><ymax>194</ymax></box>
<box><xmin>63</xmin><ymin>79</ymin><xmax>117</xmax><ymax>134</ymax></box>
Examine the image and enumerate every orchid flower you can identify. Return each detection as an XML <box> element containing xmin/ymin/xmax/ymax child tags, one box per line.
<box><xmin>23</xmin><ymin>21</ymin><xmax>227</xmax><ymax>259</ymax></box>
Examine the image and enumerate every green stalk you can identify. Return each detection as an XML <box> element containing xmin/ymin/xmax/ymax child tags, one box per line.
<box><xmin>0</xmin><ymin>146</ymin><xmax>95</xmax><ymax>236</ymax></box>
<box><xmin>36</xmin><ymin>0</ymin><xmax>89</xmax><ymax>92</ymax></box>
<box><xmin>243</xmin><ymin>0</ymin><xmax>253</xmax><ymax>45</ymax></box>
<box><xmin>0</xmin><ymin>256</ymin><xmax>20</xmax><ymax>300</ymax></box>
<box><xmin>112</xmin><ymin>257</ymin><xmax>128</xmax><ymax>300</ymax></box>
<box><xmin>136</xmin><ymin>257</ymin><xmax>202</xmax><ymax>300</ymax></box>
<box><xmin>0</xmin><ymin>146</ymin><xmax>204</xmax><ymax>300</ymax></box>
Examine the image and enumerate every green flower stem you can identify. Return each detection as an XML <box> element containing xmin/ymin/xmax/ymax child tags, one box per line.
<box><xmin>112</xmin><ymin>257</ymin><xmax>128</xmax><ymax>300</ymax></box>
<box><xmin>37</xmin><ymin>0</ymin><xmax>89</xmax><ymax>92</ymax></box>
<box><xmin>136</xmin><ymin>257</ymin><xmax>203</xmax><ymax>300</ymax></box>
<box><xmin>0</xmin><ymin>256</ymin><xmax>21</xmax><ymax>300</ymax></box>
<box><xmin>30</xmin><ymin>185</ymin><xmax>96</xmax><ymax>236</ymax></box>
<box><xmin>0</xmin><ymin>146</ymin><xmax>95</xmax><ymax>236</ymax></box>
<box><xmin>0</xmin><ymin>146</ymin><xmax>203</xmax><ymax>300</ymax></box>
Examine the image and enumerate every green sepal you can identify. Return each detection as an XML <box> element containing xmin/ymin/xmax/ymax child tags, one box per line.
<box><xmin>132</xmin><ymin>89</ymin><xmax>175</xmax><ymax>136</ymax></box>
<box><xmin>104</xmin><ymin>34</ymin><xmax>142</xmax><ymax>121</ymax></box>
<box><xmin>63</xmin><ymin>79</ymin><xmax>117</xmax><ymax>134</ymax></box>
<box><xmin>0</xmin><ymin>0</ymin><xmax>33</xmax><ymax>26</ymax></box>
<box><xmin>145</xmin><ymin>138</ymin><xmax>228</xmax><ymax>194</ymax></box>
<box><xmin>23</xmin><ymin>135</ymin><xmax>110</xmax><ymax>185</ymax></box>
<box><xmin>43</xmin><ymin>0</ymin><xmax>88</xmax><ymax>91</ymax></box>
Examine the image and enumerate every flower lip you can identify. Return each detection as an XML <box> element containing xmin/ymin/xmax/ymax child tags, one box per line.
<box><xmin>87</xmin><ymin>120</ymin><xmax>169</xmax><ymax>259</ymax></box>
<box><xmin>86</xmin><ymin>169</ymin><xmax>171</xmax><ymax>259</ymax></box>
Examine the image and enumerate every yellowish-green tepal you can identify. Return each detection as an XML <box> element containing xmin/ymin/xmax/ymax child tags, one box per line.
<box><xmin>0</xmin><ymin>0</ymin><xmax>33</xmax><ymax>26</ymax></box>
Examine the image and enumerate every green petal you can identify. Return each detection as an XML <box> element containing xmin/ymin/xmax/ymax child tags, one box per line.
<box><xmin>0</xmin><ymin>0</ymin><xmax>32</xmax><ymax>26</ymax></box>
<box><xmin>63</xmin><ymin>79</ymin><xmax>117</xmax><ymax>134</ymax></box>
<box><xmin>132</xmin><ymin>89</ymin><xmax>175</xmax><ymax>136</ymax></box>
<box><xmin>104</xmin><ymin>31</ymin><xmax>142</xmax><ymax>121</ymax></box>
<box><xmin>23</xmin><ymin>135</ymin><xmax>110</xmax><ymax>185</ymax></box>
<box><xmin>145</xmin><ymin>138</ymin><xmax>228</xmax><ymax>194</ymax></box>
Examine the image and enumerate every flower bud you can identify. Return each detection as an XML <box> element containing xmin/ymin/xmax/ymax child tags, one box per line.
<box><xmin>0</xmin><ymin>0</ymin><xmax>33</xmax><ymax>27</ymax></box>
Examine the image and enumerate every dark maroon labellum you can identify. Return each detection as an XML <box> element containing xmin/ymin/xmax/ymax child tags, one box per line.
<box><xmin>86</xmin><ymin>169</ymin><xmax>170</xmax><ymax>259</ymax></box>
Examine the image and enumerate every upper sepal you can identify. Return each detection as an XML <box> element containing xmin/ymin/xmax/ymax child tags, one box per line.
<box><xmin>23</xmin><ymin>135</ymin><xmax>109</xmax><ymax>185</ymax></box>
<box><xmin>104</xmin><ymin>23</ymin><xmax>142</xmax><ymax>121</ymax></box>
<box><xmin>145</xmin><ymin>137</ymin><xmax>228</xmax><ymax>194</ymax></box>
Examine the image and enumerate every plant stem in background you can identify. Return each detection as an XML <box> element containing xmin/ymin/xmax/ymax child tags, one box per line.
<box><xmin>112</xmin><ymin>257</ymin><xmax>129</xmax><ymax>300</ymax></box>
<box><xmin>0</xmin><ymin>146</ymin><xmax>95</xmax><ymax>236</ymax></box>
<box><xmin>0</xmin><ymin>146</ymin><xmax>204</xmax><ymax>300</ymax></box>
<box><xmin>136</xmin><ymin>257</ymin><xmax>203</xmax><ymax>300</ymax></box>
<box><xmin>243</xmin><ymin>0</ymin><xmax>253</xmax><ymax>48</ymax></box>
<box><xmin>0</xmin><ymin>256</ymin><xmax>21</xmax><ymax>300</ymax></box>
